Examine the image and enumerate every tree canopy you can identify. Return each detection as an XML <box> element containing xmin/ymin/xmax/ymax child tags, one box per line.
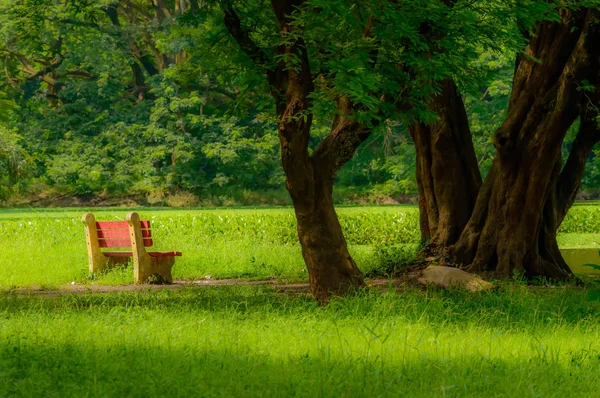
<box><xmin>0</xmin><ymin>0</ymin><xmax>591</xmax><ymax>204</ymax></box>
<box><xmin>1</xmin><ymin>0</ymin><xmax>600</xmax><ymax>299</ymax></box>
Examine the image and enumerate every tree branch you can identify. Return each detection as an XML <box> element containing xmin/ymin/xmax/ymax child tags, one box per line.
<box><xmin>103</xmin><ymin>3</ymin><xmax>160</xmax><ymax>83</ymax></box>
<box><xmin>103</xmin><ymin>4</ymin><xmax>121</xmax><ymax>26</ymax></box>
<box><xmin>13</xmin><ymin>52</ymin><xmax>64</xmax><ymax>86</ymax></box>
<box><xmin>311</xmin><ymin>99</ymin><xmax>374</xmax><ymax>179</ymax></box>
<box><xmin>189</xmin><ymin>0</ymin><xmax>200</xmax><ymax>14</ymax></box>
<box><xmin>557</xmin><ymin>107</ymin><xmax>600</xmax><ymax>224</ymax></box>
<box><xmin>222</xmin><ymin>0</ymin><xmax>276</xmax><ymax>85</ymax></box>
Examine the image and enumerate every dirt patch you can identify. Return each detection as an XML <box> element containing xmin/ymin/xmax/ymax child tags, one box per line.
<box><xmin>3</xmin><ymin>276</ymin><xmax>423</xmax><ymax>298</ymax></box>
<box><xmin>4</xmin><ymin>279</ymin><xmax>274</xmax><ymax>298</ymax></box>
<box><xmin>3</xmin><ymin>269</ymin><xmax>581</xmax><ymax>299</ymax></box>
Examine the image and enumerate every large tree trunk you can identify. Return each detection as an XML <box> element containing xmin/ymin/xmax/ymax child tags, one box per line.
<box><xmin>410</xmin><ymin>79</ymin><xmax>482</xmax><ymax>252</ymax></box>
<box><xmin>276</xmin><ymin>107</ymin><xmax>367</xmax><ymax>303</ymax></box>
<box><xmin>282</xmin><ymin>97</ymin><xmax>371</xmax><ymax>303</ymax></box>
<box><xmin>292</xmin><ymin>171</ymin><xmax>364</xmax><ymax>302</ymax></box>
<box><xmin>452</xmin><ymin>9</ymin><xmax>600</xmax><ymax>279</ymax></box>
<box><xmin>223</xmin><ymin>0</ymin><xmax>370</xmax><ymax>303</ymax></box>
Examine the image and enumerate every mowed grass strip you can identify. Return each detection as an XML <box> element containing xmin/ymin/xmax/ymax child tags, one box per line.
<box><xmin>1</xmin><ymin>206</ymin><xmax>600</xmax><ymax>287</ymax></box>
<box><xmin>0</xmin><ymin>286</ymin><xmax>599</xmax><ymax>397</ymax></box>
<box><xmin>0</xmin><ymin>207</ymin><xmax>419</xmax><ymax>287</ymax></box>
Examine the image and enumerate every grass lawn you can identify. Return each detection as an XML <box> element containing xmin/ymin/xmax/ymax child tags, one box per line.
<box><xmin>1</xmin><ymin>285</ymin><xmax>599</xmax><ymax>397</ymax></box>
<box><xmin>0</xmin><ymin>206</ymin><xmax>420</xmax><ymax>288</ymax></box>
<box><xmin>1</xmin><ymin>207</ymin><xmax>600</xmax><ymax>396</ymax></box>
<box><xmin>1</xmin><ymin>206</ymin><xmax>600</xmax><ymax>288</ymax></box>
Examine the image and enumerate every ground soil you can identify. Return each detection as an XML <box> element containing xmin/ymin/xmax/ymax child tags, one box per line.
<box><xmin>4</xmin><ymin>270</ymin><xmax>583</xmax><ymax>299</ymax></box>
<box><xmin>4</xmin><ymin>275</ymin><xmax>424</xmax><ymax>298</ymax></box>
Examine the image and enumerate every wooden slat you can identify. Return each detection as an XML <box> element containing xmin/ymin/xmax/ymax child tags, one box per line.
<box><xmin>104</xmin><ymin>252</ymin><xmax>133</xmax><ymax>257</ymax></box>
<box><xmin>96</xmin><ymin>219</ymin><xmax>153</xmax><ymax>248</ymax></box>
<box><xmin>96</xmin><ymin>221</ymin><xmax>151</xmax><ymax>238</ymax></box>
<box><xmin>97</xmin><ymin>229</ymin><xmax>129</xmax><ymax>239</ymax></box>
<box><xmin>99</xmin><ymin>239</ymin><xmax>131</xmax><ymax>248</ymax></box>
<box><xmin>97</xmin><ymin>229</ymin><xmax>151</xmax><ymax>238</ymax></box>
<box><xmin>140</xmin><ymin>220</ymin><xmax>152</xmax><ymax>246</ymax></box>
<box><xmin>99</xmin><ymin>238</ymin><xmax>153</xmax><ymax>248</ymax></box>
<box><xmin>96</xmin><ymin>220</ymin><xmax>150</xmax><ymax>229</ymax></box>
<box><xmin>96</xmin><ymin>221</ymin><xmax>128</xmax><ymax>229</ymax></box>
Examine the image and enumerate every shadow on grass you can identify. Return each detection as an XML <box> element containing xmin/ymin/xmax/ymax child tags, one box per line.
<box><xmin>1</xmin><ymin>284</ymin><xmax>599</xmax><ymax>329</ymax></box>
<box><xmin>1</xmin><ymin>338</ymin><xmax>599</xmax><ymax>397</ymax></box>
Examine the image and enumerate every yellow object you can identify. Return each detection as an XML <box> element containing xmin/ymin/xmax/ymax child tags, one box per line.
<box><xmin>560</xmin><ymin>248</ymin><xmax>600</xmax><ymax>275</ymax></box>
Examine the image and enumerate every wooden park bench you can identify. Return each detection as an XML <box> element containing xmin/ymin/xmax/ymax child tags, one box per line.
<box><xmin>82</xmin><ymin>212</ymin><xmax>181</xmax><ymax>283</ymax></box>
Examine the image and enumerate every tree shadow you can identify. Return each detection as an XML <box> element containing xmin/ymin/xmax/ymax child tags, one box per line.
<box><xmin>1</xmin><ymin>340</ymin><xmax>598</xmax><ymax>397</ymax></box>
<box><xmin>1</xmin><ymin>283</ymin><xmax>598</xmax><ymax>330</ymax></box>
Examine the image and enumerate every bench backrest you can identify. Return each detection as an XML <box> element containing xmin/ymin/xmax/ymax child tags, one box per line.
<box><xmin>96</xmin><ymin>220</ymin><xmax>153</xmax><ymax>248</ymax></box>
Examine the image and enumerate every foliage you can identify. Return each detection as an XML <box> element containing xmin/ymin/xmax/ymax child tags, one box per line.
<box><xmin>0</xmin><ymin>126</ymin><xmax>32</xmax><ymax>200</ymax></box>
<box><xmin>0</xmin><ymin>0</ymin><xmax>599</xmax><ymax>205</ymax></box>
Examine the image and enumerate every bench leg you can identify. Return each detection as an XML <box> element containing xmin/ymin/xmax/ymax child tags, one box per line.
<box><xmin>134</xmin><ymin>256</ymin><xmax>174</xmax><ymax>284</ymax></box>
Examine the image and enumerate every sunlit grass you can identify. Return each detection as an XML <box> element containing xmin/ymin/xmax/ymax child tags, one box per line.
<box><xmin>0</xmin><ymin>207</ymin><xmax>419</xmax><ymax>288</ymax></box>
<box><xmin>1</xmin><ymin>207</ymin><xmax>600</xmax><ymax>396</ymax></box>
<box><xmin>1</xmin><ymin>206</ymin><xmax>600</xmax><ymax>287</ymax></box>
<box><xmin>557</xmin><ymin>233</ymin><xmax>600</xmax><ymax>248</ymax></box>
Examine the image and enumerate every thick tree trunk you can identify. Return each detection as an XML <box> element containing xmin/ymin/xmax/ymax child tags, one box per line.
<box><xmin>279</xmin><ymin>122</ymin><xmax>367</xmax><ymax>303</ymax></box>
<box><xmin>223</xmin><ymin>0</ymin><xmax>370</xmax><ymax>303</ymax></box>
<box><xmin>292</xmin><ymin>173</ymin><xmax>364</xmax><ymax>303</ymax></box>
<box><xmin>282</xmin><ymin>100</ymin><xmax>370</xmax><ymax>303</ymax></box>
<box><xmin>451</xmin><ymin>9</ymin><xmax>600</xmax><ymax>279</ymax></box>
<box><xmin>410</xmin><ymin>79</ymin><xmax>482</xmax><ymax>252</ymax></box>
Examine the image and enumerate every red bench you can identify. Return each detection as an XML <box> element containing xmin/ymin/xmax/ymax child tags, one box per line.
<box><xmin>82</xmin><ymin>212</ymin><xmax>181</xmax><ymax>283</ymax></box>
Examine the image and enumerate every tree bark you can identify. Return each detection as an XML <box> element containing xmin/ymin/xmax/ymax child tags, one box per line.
<box><xmin>410</xmin><ymin>79</ymin><xmax>482</xmax><ymax>252</ymax></box>
<box><xmin>293</xmin><ymin>169</ymin><xmax>364</xmax><ymax>303</ymax></box>
<box><xmin>223</xmin><ymin>0</ymin><xmax>371</xmax><ymax>302</ymax></box>
<box><xmin>557</xmin><ymin>107</ymin><xmax>600</xmax><ymax>224</ymax></box>
<box><xmin>451</xmin><ymin>9</ymin><xmax>600</xmax><ymax>279</ymax></box>
<box><xmin>408</xmin><ymin>0</ymin><xmax>481</xmax><ymax>254</ymax></box>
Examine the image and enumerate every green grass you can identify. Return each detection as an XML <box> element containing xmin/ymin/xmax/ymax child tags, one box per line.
<box><xmin>1</xmin><ymin>285</ymin><xmax>599</xmax><ymax>397</ymax></box>
<box><xmin>2</xmin><ymin>207</ymin><xmax>600</xmax><ymax>396</ymax></box>
<box><xmin>2</xmin><ymin>205</ymin><xmax>600</xmax><ymax>287</ymax></box>
<box><xmin>0</xmin><ymin>207</ymin><xmax>420</xmax><ymax>288</ymax></box>
<box><xmin>556</xmin><ymin>233</ymin><xmax>600</xmax><ymax>248</ymax></box>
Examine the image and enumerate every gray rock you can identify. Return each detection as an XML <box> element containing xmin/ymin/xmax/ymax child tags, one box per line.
<box><xmin>417</xmin><ymin>265</ymin><xmax>493</xmax><ymax>292</ymax></box>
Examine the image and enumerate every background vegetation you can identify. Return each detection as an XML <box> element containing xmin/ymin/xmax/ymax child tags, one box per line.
<box><xmin>1</xmin><ymin>0</ymin><xmax>597</xmax><ymax>206</ymax></box>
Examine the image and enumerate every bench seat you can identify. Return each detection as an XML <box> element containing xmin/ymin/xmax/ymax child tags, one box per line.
<box><xmin>149</xmin><ymin>251</ymin><xmax>182</xmax><ymax>257</ymax></box>
<box><xmin>104</xmin><ymin>251</ymin><xmax>182</xmax><ymax>257</ymax></box>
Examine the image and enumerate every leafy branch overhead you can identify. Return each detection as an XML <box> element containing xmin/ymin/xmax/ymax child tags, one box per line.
<box><xmin>1</xmin><ymin>0</ymin><xmax>599</xmax><ymax>297</ymax></box>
